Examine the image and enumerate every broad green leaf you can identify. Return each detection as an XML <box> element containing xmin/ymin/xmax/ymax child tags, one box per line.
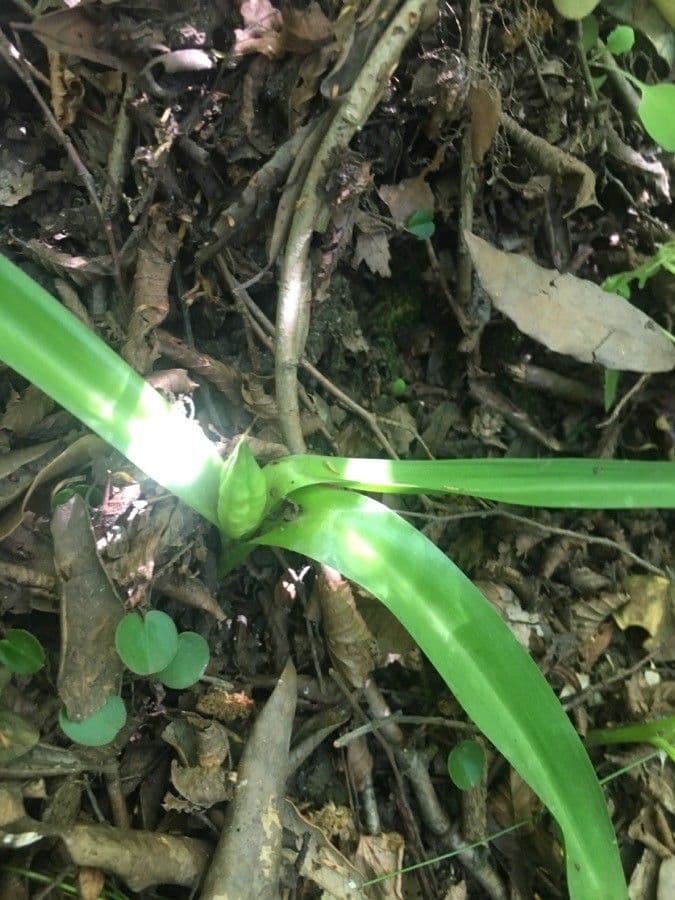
<box><xmin>0</xmin><ymin>253</ymin><xmax>223</xmax><ymax>526</ymax></box>
<box><xmin>448</xmin><ymin>740</ymin><xmax>485</xmax><ymax>790</ymax></box>
<box><xmin>252</xmin><ymin>486</ymin><xmax>627</xmax><ymax>899</ymax></box>
<box><xmin>264</xmin><ymin>454</ymin><xmax>675</xmax><ymax>509</ymax></box>
<box><xmin>156</xmin><ymin>632</ymin><xmax>209</xmax><ymax>689</ymax></box>
<box><xmin>58</xmin><ymin>695</ymin><xmax>126</xmax><ymax>747</ymax></box>
<box><xmin>638</xmin><ymin>83</ymin><xmax>675</xmax><ymax>151</ymax></box>
<box><xmin>115</xmin><ymin>611</ymin><xmax>178</xmax><ymax>676</ymax></box>
<box><xmin>606</xmin><ymin>25</ymin><xmax>635</xmax><ymax>54</ymax></box>
<box><xmin>405</xmin><ymin>209</ymin><xmax>435</xmax><ymax>240</ymax></box>
<box><xmin>552</xmin><ymin>0</ymin><xmax>601</xmax><ymax>19</ymax></box>
<box><xmin>0</xmin><ymin>630</ymin><xmax>45</xmax><ymax>674</ymax></box>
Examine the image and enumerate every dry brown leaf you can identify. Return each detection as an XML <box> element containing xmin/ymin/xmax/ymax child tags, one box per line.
<box><xmin>0</xmin><ymin>385</ymin><xmax>54</xmax><ymax>438</ymax></box>
<box><xmin>282</xmin><ymin>2</ymin><xmax>333</xmax><ymax>54</ymax></box>
<box><xmin>24</xmin><ymin>7</ymin><xmax>142</xmax><ymax>73</ymax></box>
<box><xmin>465</xmin><ymin>233</ymin><xmax>675</xmax><ymax>372</ymax></box>
<box><xmin>353</xmin><ymin>229</ymin><xmax>391</xmax><ymax>277</ymax></box>
<box><xmin>468</xmin><ymin>80</ymin><xmax>501</xmax><ymax>164</ymax></box>
<box><xmin>47</xmin><ymin>49</ymin><xmax>84</xmax><ymax>128</ymax></box>
<box><xmin>378</xmin><ymin>176</ymin><xmax>434</xmax><ymax>227</ymax></box>
<box><xmin>614</xmin><ymin>576</ymin><xmax>675</xmax><ymax>660</ymax></box>
<box><xmin>354</xmin><ymin>832</ymin><xmax>405</xmax><ymax>900</ymax></box>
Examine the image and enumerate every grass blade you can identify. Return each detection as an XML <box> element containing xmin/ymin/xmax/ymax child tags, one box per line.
<box><xmin>253</xmin><ymin>485</ymin><xmax>627</xmax><ymax>899</ymax></box>
<box><xmin>264</xmin><ymin>455</ymin><xmax>675</xmax><ymax>508</ymax></box>
<box><xmin>0</xmin><ymin>254</ymin><xmax>222</xmax><ymax>523</ymax></box>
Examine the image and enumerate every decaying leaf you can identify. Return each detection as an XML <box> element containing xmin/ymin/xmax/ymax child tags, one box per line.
<box><xmin>465</xmin><ymin>233</ymin><xmax>675</xmax><ymax>372</ymax></box>
<box><xmin>468</xmin><ymin>80</ymin><xmax>502</xmax><ymax>164</ymax></box>
<box><xmin>378</xmin><ymin>176</ymin><xmax>434</xmax><ymax>227</ymax></box>
<box><xmin>614</xmin><ymin>576</ymin><xmax>675</xmax><ymax>660</ymax></box>
<box><xmin>51</xmin><ymin>495</ymin><xmax>125</xmax><ymax>720</ymax></box>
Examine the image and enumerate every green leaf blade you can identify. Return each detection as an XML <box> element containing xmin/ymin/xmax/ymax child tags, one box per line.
<box><xmin>264</xmin><ymin>455</ymin><xmax>675</xmax><ymax>509</ymax></box>
<box><xmin>253</xmin><ymin>486</ymin><xmax>627</xmax><ymax>899</ymax></box>
<box><xmin>115</xmin><ymin>611</ymin><xmax>178</xmax><ymax>676</ymax></box>
<box><xmin>0</xmin><ymin>630</ymin><xmax>45</xmax><ymax>674</ymax></box>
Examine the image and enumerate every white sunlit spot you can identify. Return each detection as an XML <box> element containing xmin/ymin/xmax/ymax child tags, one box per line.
<box><xmin>126</xmin><ymin>407</ymin><xmax>217</xmax><ymax>489</ymax></box>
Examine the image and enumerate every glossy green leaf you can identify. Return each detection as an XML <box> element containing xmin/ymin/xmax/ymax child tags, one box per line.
<box><xmin>606</xmin><ymin>25</ymin><xmax>634</xmax><ymax>55</ymax></box>
<box><xmin>156</xmin><ymin>632</ymin><xmax>209</xmax><ymax>689</ymax></box>
<box><xmin>252</xmin><ymin>486</ymin><xmax>627</xmax><ymax>899</ymax></box>
<box><xmin>58</xmin><ymin>695</ymin><xmax>126</xmax><ymax>747</ymax></box>
<box><xmin>638</xmin><ymin>83</ymin><xmax>675</xmax><ymax>151</ymax></box>
<box><xmin>264</xmin><ymin>454</ymin><xmax>675</xmax><ymax>509</ymax></box>
<box><xmin>0</xmin><ymin>630</ymin><xmax>45</xmax><ymax>675</ymax></box>
<box><xmin>115</xmin><ymin>611</ymin><xmax>178</xmax><ymax>676</ymax></box>
<box><xmin>552</xmin><ymin>0</ymin><xmax>600</xmax><ymax>19</ymax></box>
<box><xmin>448</xmin><ymin>740</ymin><xmax>485</xmax><ymax>790</ymax></box>
<box><xmin>0</xmin><ymin>253</ymin><xmax>223</xmax><ymax>525</ymax></box>
<box><xmin>405</xmin><ymin>209</ymin><xmax>435</xmax><ymax>240</ymax></box>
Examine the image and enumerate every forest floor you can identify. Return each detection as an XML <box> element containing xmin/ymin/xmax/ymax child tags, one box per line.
<box><xmin>0</xmin><ymin>1</ymin><xmax>673</xmax><ymax>898</ymax></box>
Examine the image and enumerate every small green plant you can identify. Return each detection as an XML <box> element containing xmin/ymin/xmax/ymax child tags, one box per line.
<box><xmin>405</xmin><ymin>209</ymin><xmax>435</xmax><ymax>240</ymax></box>
<box><xmin>0</xmin><ymin>629</ymin><xmax>45</xmax><ymax>675</ymax></box>
<box><xmin>448</xmin><ymin>739</ymin><xmax>485</xmax><ymax>790</ymax></box>
<box><xmin>114</xmin><ymin>611</ymin><xmax>208</xmax><ymax>688</ymax></box>
<box><xmin>3</xmin><ymin>252</ymin><xmax>674</xmax><ymax>897</ymax></box>
<box><xmin>580</xmin><ymin>17</ymin><xmax>675</xmax><ymax>151</ymax></box>
<box><xmin>587</xmin><ymin>715</ymin><xmax>675</xmax><ymax>762</ymax></box>
<box><xmin>58</xmin><ymin>696</ymin><xmax>127</xmax><ymax>747</ymax></box>
<box><xmin>601</xmin><ymin>241</ymin><xmax>675</xmax><ymax>408</ymax></box>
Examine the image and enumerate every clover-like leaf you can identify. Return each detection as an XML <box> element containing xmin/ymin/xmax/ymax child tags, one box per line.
<box><xmin>0</xmin><ymin>629</ymin><xmax>46</xmax><ymax>674</ymax></box>
<box><xmin>115</xmin><ymin>610</ymin><xmax>178</xmax><ymax>675</ymax></box>
<box><xmin>156</xmin><ymin>632</ymin><xmax>209</xmax><ymax>689</ymax></box>
<box><xmin>405</xmin><ymin>209</ymin><xmax>435</xmax><ymax>240</ymax></box>
<box><xmin>59</xmin><ymin>695</ymin><xmax>126</xmax><ymax>747</ymax></box>
<box><xmin>448</xmin><ymin>739</ymin><xmax>485</xmax><ymax>790</ymax></box>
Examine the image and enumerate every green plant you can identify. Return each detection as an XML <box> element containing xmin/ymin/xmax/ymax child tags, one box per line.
<box><xmin>0</xmin><ymin>629</ymin><xmax>45</xmax><ymax>675</ymax></box>
<box><xmin>58</xmin><ymin>695</ymin><xmax>127</xmax><ymax>747</ymax></box>
<box><xmin>405</xmin><ymin>209</ymin><xmax>435</xmax><ymax>240</ymax></box>
<box><xmin>587</xmin><ymin>714</ymin><xmax>675</xmax><ymax>762</ymax></box>
<box><xmin>581</xmin><ymin>19</ymin><xmax>675</xmax><ymax>151</ymax></box>
<box><xmin>3</xmin><ymin>254</ymin><xmax>675</xmax><ymax>897</ymax></box>
<box><xmin>601</xmin><ymin>241</ymin><xmax>675</xmax><ymax>408</ymax></box>
<box><xmin>447</xmin><ymin>739</ymin><xmax>485</xmax><ymax>790</ymax></box>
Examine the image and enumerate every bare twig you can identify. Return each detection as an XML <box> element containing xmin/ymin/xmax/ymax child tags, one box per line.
<box><xmin>274</xmin><ymin>0</ymin><xmax>433</xmax><ymax>452</ymax></box>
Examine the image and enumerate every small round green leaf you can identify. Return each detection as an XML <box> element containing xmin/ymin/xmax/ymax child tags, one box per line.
<box><xmin>552</xmin><ymin>0</ymin><xmax>600</xmax><ymax>19</ymax></box>
<box><xmin>448</xmin><ymin>740</ymin><xmax>485</xmax><ymax>790</ymax></box>
<box><xmin>606</xmin><ymin>25</ymin><xmax>634</xmax><ymax>56</ymax></box>
<box><xmin>390</xmin><ymin>378</ymin><xmax>407</xmax><ymax>397</ymax></box>
<box><xmin>638</xmin><ymin>83</ymin><xmax>675</xmax><ymax>151</ymax></box>
<box><xmin>405</xmin><ymin>209</ymin><xmax>435</xmax><ymax>240</ymax></box>
<box><xmin>59</xmin><ymin>696</ymin><xmax>126</xmax><ymax>747</ymax></box>
<box><xmin>0</xmin><ymin>630</ymin><xmax>46</xmax><ymax>674</ymax></box>
<box><xmin>156</xmin><ymin>632</ymin><xmax>209</xmax><ymax>689</ymax></box>
<box><xmin>115</xmin><ymin>610</ymin><xmax>178</xmax><ymax>675</ymax></box>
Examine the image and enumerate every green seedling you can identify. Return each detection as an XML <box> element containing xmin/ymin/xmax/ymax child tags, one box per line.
<box><xmin>115</xmin><ymin>610</ymin><xmax>179</xmax><ymax>676</ymax></box>
<box><xmin>0</xmin><ymin>629</ymin><xmax>45</xmax><ymax>675</ymax></box>
<box><xmin>405</xmin><ymin>209</ymin><xmax>435</xmax><ymax>240</ymax></box>
<box><xmin>58</xmin><ymin>695</ymin><xmax>127</xmax><ymax>747</ymax></box>
<box><xmin>155</xmin><ymin>632</ymin><xmax>210</xmax><ymax>689</ymax></box>
<box><xmin>587</xmin><ymin>715</ymin><xmax>675</xmax><ymax>763</ymax></box>
<box><xmin>554</xmin><ymin>0</ymin><xmax>600</xmax><ymax>18</ymax></box>
<box><xmin>448</xmin><ymin>739</ymin><xmax>485</xmax><ymax>790</ymax></box>
<box><xmin>390</xmin><ymin>377</ymin><xmax>407</xmax><ymax>397</ymax></box>
<box><xmin>601</xmin><ymin>240</ymin><xmax>675</xmax><ymax>409</ymax></box>
<box><xmin>4</xmin><ymin>253</ymin><xmax>674</xmax><ymax>897</ymax></box>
